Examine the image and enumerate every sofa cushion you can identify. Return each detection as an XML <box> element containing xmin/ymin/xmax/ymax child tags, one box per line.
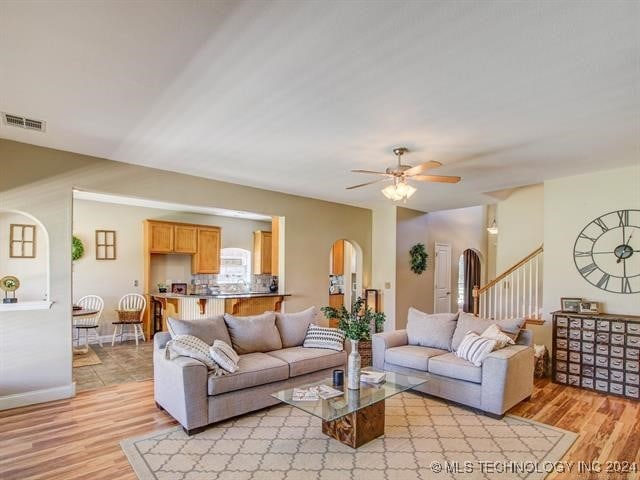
<box><xmin>267</xmin><ymin>346</ymin><xmax>346</xmax><ymax>377</ymax></box>
<box><xmin>276</xmin><ymin>307</ymin><xmax>317</xmax><ymax>348</ymax></box>
<box><xmin>167</xmin><ymin>316</ymin><xmax>232</xmax><ymax>346</ymax></box>
<box><xmin>451</xmin><ymin>312</ymin><xmax>526</xmax><ymax>351</ymax></box>
<box><xmin>303</xmin><ymin>324</ymin><xmax>345</xmax><ymax>351</ymax></box>
<box><xmin>385</xmin><ymin>345</ymin><xmax>448</xmax><ymax>371</ymax></box>
<box><xmin>406</xmin><ymin>308</ymin><xmax>459</xmax><ymax>351</ymax></box>
<box><xmin>455</xmin><ymin>332</ymin><xmax>497</xmax><ymax>367</ymax></box>
<box><xmin>207</xmin><ymin>352</ymin><xmax>289</xmax><ymax>395</ymax></box>
<box><xmin>428</xmin><ymin>352</ymin><xmax>482</xmax><ymax>383</ymax></box>
<box><xmin>224</xmin><ymin>312</ymin><xmax>283</xmax><ymax>354</ymax></box>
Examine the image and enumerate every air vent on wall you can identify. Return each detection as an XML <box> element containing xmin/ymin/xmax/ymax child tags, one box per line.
<box><xmin>1</xmin><ymin>112</ymin><xmax>46</xmax><ymax>132</ymax></box>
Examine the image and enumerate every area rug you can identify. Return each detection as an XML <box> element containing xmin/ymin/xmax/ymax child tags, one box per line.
<box><xmin>72</xmin><ymin>346</ymin><xmax>102</xmax><ymax>367</ymax></box>
<box><xmin>121</xmin><ymin>392</ymin><xmax>577</xmax><ymax>480</ymax></box>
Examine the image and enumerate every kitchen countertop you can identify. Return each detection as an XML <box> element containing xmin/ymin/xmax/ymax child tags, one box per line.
<box><xmin>150</xmin><ymin>292</ymin><xmax>290</xmax><ymax>299</ymax></box>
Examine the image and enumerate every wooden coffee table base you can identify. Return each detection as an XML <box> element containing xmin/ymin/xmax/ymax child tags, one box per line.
<box><xmin>321</xmin><ymin>399</ymin><xmax>385</xmax><ymax>448</ymax></box>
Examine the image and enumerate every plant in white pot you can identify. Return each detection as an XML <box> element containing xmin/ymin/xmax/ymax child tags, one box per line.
<box><xmin>321</xmin><ymin>297</ymin><xmax>386</xmax><ymax>390</ymax></box>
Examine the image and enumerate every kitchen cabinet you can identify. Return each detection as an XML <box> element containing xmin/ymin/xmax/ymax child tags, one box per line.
<box><xmin>331</xmin><ymin>240</ymin><xmax>344</xmax><ymax>276</ymax></box>
<box><xmin>328</xmin><ymin>293</ymin><xmax>344</xmax><ymax>328</ymax></box>
<box><xmin>174</xmin><ymin>225</ymin><xmax>197</xmax><ymax>253</ymax></box>
<box><xmin>146</xmin><ymin>221</ymin><xmax>197</xmax><ymax>254</ymax></box>
<box><xmin>192</xmin><ymin>227</ymin><xmax>221</xmax><ymax>274</ymax></box>
<box><xmin>148</xmin><ymin>221</ymin><xmax>174</xmax><ymax>253</ymax></box>
<box><xmin>253</xmin><ymin>230</ymin><xmax>272</xmax><ymax>275</ymax></box>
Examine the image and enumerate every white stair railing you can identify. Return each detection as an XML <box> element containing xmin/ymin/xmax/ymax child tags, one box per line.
<box><xmin>473</xmin><ymin>246</ymin><xmax>543</xmax><ymax>321</ymax></box>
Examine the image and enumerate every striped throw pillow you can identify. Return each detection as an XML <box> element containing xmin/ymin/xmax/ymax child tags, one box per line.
<box><xmin>165</xmin><ymin>334</ymin><xmax>217</xmax><ymax>370</ymax></box>
<box><xmin>455</xmin><ymin>332</ymin><xmax>497</xmax><ymax>367</ymax></box>
<box><xmin>209</xmin><ymin>340</ymin><xmax>239</xmax><ymax>373</ymax></box>
<box><xmin>303</xmin><ymin>324</ymin><xmax>345</xmax><ymax>352</ymax></box>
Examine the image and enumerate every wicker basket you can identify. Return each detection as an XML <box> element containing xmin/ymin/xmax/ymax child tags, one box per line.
<box><xmin>358</xmin><ymin>340</ymin><xmax>372</xmax><ymax>368</ymax></box>
<box><xmin>116</xmin><ymin>309</ymin><xmax>142</xmax><ymax>323</ymax></box>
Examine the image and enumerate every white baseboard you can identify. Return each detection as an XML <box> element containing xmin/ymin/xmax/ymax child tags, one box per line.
<box><xmin>0</xmin><ymin>383</ymin><xmax>76</xmax><ymax>411</ymax></box>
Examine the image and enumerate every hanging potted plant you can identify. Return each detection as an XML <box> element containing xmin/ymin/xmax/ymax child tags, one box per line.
<box><xmin>321</xmin><ymin>297</ymin><xmax>386</xmax><ymax>390</ymax></box>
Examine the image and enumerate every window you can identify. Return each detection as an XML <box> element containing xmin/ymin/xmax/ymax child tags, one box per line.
<box><xmin>218</xmin><ymin>248</ymin><xmax>251</xmax><ymax>284</ymax></box>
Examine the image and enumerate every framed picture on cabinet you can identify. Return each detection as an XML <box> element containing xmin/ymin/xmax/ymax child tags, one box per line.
<box><xmin>579</xmin><ymin>302</ymin><xmax>600</xmax><ymax>314</ymax></box>
<box><xmin>560</xmin><ymin>297</ymin><xmax>581</xmax><ymax>313</ymax></box>
<box><xmin>171</xmin><ymin>283</ymin><xmax>187</xmax><ymax>295</ymax></box>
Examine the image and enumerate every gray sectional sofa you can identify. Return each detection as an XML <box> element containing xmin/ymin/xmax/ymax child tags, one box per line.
<box><xmin>373</xmin><ymin>310</ymin><xmax>534</xmax><ymax>417</ymax></box>
<box><xmin>154</xmin><ymin>310</ymin><xmax>346</xmax><ymax>434</ymax></box>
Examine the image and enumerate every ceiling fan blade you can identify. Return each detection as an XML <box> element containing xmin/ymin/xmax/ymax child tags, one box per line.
<box><xmin>351</xmin><ymin>169</ymin><xmax>393</xmax><ymax>176</ymax></box>
<box><xmin>412</xmin><ymin>174</ymin><xmax>461</xmax><ymax>184</ymax></box>
<box><xmin>346</xmin><ymin>178</ymin><xmax>387</xmax><ymax>190</ymax></box>
<box><xmin>403</xmin><ymin>160</ymin><xmax>442</xmax><ymax>176</ymax></box>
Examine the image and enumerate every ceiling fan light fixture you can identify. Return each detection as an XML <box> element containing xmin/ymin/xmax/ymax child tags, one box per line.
<box><xmin>381</xmin><ymin>181</ymin><xmax>416</xmax><ymax>202</ymax></box>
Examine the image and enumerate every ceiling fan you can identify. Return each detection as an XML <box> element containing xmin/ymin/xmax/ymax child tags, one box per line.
<box><xmin>346</xmin><ymin>147</ymin><xmax>461</xmax><ymax>202</ymax></box>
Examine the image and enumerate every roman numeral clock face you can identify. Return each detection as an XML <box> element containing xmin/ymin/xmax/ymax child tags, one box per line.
<box><xmin>573</xmin><ymin>209</ymin><xmax>640</xmax><ymax>294</ymax></box>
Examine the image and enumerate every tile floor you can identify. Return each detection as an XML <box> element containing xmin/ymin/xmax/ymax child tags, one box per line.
<box><xmin>73</xmin><ymin>341</ymin><xmax>154</xmax><ymax>391</ymax></box>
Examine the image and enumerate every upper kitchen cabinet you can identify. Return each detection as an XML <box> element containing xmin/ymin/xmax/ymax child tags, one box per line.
<box><xmin>330</xmin><ymin>239</ymin><xmax>344</xmax><ymax>276</ymax></box>
<box><xmin>147</xmin><ymin>221</ymin><xmax>174</xmax><ymax>253</ymax></box>
<box><xmin>146</xmin><ymin>220</ymin><xmax>197</xmax><ymax>254</ymax></box>
<box><xmin>253</xmin><ymin>230</ymin><xmax>272</xmax><ymax>275</ymax></box>
<box><xmin>174</xmin><ymin>225</ymin><xmax>197</xmax><ymax>253</ymax></box>
<box><xmin>192</xmin><ymin>226</ymin><xmax>221</xmax><ymax>274</ymax></box>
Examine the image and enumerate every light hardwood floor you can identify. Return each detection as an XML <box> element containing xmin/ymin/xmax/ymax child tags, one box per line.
<box><xmin>0</xmin><ymin>378</ymin><xmax>638</xmax><ymax>480</ymax></box>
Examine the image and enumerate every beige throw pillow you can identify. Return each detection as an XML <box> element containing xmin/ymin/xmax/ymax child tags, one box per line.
<box><xmin>451</xmin><ymin>312</ymin><xmax>525</xmax><ymax>351</ymax></box>
<box><xmin>165</xmin><ymin>334</ymin><xmax>219</xmax><ymax>371</ymax></box>
<box><xmin>224</xmin><ymin>312</ymin><xmax>282</xmax><ymax>354</ymax></box>
<box><xmin>406</xmin><ymin>307</ymin><xmax>459</xmax><ymax>351</ymax></box>
<box><xmin>209</xmin><ymin>340</ymin><xmax>239</xmax><ymax>373</ymax></box>
<box><xmin>275</xmin><ymin>306</ymin><xmax>317</xmax><ymax>348</ymax></box>
<box><xmin>455</xmin><ymin>332</ymin><xmax>497</xmax><ymax>367</ymax></box>
<box><xmin>480</xmin><ymin>324</ymin><xmax>515</xmax><ymax>350</ymax></box>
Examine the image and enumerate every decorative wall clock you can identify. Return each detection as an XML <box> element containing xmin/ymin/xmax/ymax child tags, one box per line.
<box><xmin>573</xmin><ymin>209</ymin><xmax>639</xmax><ymax>294</ymax></box>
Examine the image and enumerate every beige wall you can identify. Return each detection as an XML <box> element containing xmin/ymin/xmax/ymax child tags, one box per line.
<box><xmin>496</xmin><ymin>184</ymin><xmax>544</xmax><ymax>273</ymax></box>
<box><xmin>72</xmin><ymin>199</ymin><xmax>271</xmax><ymax>336</ymax></box>
<box><xmin>394</xmin><ymin>205</ymin><xmax>488</xmax><ymax>329</ymax></box>
<box><xmin>371</xmin><ymin>205</ymin><xmax>397</xmax><ymax>330</ymax></box>
<box><xmin>0</xmin><ymin>211</ymin><xmax>48</xmax><ymax>302</ymax></box>
<box><xmin>532</xmin><ymin>165</ymin><xmax>640</xmax><ymax>349</ymax></box>
<box><xmin>0</xmin><ymin>138</ymin><xmax>371</xmax><ymax>408</ymax></box>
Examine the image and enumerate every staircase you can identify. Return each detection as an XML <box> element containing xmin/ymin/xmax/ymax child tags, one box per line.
<box><xmin>473</xmin><ymin>245</ymin><xmax>544</xmax><ymax>323</ymax></box>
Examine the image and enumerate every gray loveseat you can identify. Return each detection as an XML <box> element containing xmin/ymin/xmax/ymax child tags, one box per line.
<box><xmin>154</xmin><ymin>309</ymin><xmax>346</xmax><ymax>434</ymax></box>
<box><xmin>373</xmin><ymin>310</ymin><xmax>534</xmax><ymax>418</ymax></box>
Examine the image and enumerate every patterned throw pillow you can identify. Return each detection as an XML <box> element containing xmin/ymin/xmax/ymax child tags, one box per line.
<box><xmin>210</xmin><ymin>340</ymin><xmax>239</xmax><ymax>373</ymax></box>
<box><xmin>455</xmin><ymin>332</ymin><xmax>497</xmax><ymax>367</ymax></box>
<box><xmin>303</xmin><ymin>324</ymin><xmax>345</xmax><ymax>352</ymax></box>
<box><xmin>165</xmin><ymin>334</ymin><xmax>217</xmax><ymax>370</ymax></box>
<box><xmin>481</xmin><ymin>324</ymin><xmax>515</xmax><ymax>350</ymax></box>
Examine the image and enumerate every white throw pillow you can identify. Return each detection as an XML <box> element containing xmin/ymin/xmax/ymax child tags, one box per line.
<box><xmin>303</xmin><ymin>324</ymin><xmax>345</xmax><ymax>351</ymax></box>
<box><xmin>165</xmin><ymin>334</ymin><xmax>217</xmax><ymax>370</ymax></box>
<box><xmin>210</xmin><ymin>340</ymin><xmax>239</xmax><ymax>373</ymax></box>
<box><xmin>455</xmin><ymin>332</ymin><xmax>497</xmax><ymax>367</ymax></box>
<box><xmin>481</xmin><ymin>324</ymin><xmax>515</xmax><ymax>350</ymax></box>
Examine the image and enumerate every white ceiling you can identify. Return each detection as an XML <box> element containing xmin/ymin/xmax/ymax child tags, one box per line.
<box><xmin>1</xmin><ymin>1</ymin><xmax>638</xmax><ymax>212</ymax></box>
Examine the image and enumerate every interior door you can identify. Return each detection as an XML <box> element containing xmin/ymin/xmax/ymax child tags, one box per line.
<box><xmin>434</xmin><ymin>242</ymin><xmax>452</xmax><ymax>313</ymax></box>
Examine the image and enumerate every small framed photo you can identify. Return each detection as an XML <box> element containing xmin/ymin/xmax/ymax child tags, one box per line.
<box><xmin>560</xmin><ymin>297</ymin><xmax>582</xmax><ymax>313</ymax></box>
<box><xmin>579</xmin><ymin>302</ymin><xmax>600</xmax><ymax>314</ymax></box>
<box><xmin>171</xmin><ymin>283</ymin><xmax>187</xmax><ymax>295</ymax></box>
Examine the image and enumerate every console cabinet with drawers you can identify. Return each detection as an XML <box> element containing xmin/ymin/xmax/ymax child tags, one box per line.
<box><xmin>552</xmin><ymin>311</ymin><xmax>640</xmax><ymax>400</ymax></box>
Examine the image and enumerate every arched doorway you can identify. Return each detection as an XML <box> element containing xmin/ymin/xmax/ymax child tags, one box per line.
<box><xmin>457</xmin><ymin>249</ymin><xmax>481</xmax><ymax>313</ymax></box>
<box><xmin>328</xmin><ymin>239</ymin><xmax>363</xmax><ymax>326</ymax></box>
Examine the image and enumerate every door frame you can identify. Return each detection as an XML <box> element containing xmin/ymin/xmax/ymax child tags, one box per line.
<box><xmin>434</xmin><ymin>242</ymin><xmax>452</xmax><ymax>314</ymax></box>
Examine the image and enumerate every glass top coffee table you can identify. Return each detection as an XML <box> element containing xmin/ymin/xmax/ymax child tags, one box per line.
<box><xmin>271</xmin><ymin>369</ymin><xmax>428</xmax><ymax>448</ymax></box>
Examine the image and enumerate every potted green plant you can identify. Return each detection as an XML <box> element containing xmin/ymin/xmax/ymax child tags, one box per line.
<box><xmin>321</xmin><ymin>297</ymin><xmax>386</xmax><ymax>390</ymax></box>
<box><xmin>157</xmin><ymin>282</ymin><xmax>168</xmax><ymax>293</ymax></box>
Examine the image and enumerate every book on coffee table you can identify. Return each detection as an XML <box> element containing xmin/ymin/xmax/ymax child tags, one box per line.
<box><xmin>360</xmin><ymin>371</ymin><xmax>386</xmax><ymax>384</ymax></box>
<box><xmin>291</xmin><ymin>385</ymin><xmax>343</xmax><ymax>401</ymax></box>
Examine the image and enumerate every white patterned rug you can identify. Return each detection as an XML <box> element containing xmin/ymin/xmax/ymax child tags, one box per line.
<box><xmin>121</xmin><ymin>392</ymin><xmax>577</xmax><ymax>480</ymax></box>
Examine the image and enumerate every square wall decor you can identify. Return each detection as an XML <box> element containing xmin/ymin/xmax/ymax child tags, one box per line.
<box><xmin>96</xmin><ymin>230</ymin><xmax>116</xmax><ymax>260</ymax></box>
<box><xmin>9</xmin><ymin>224</ymin><xmax>36</xmax><ymax>258</ymax></box>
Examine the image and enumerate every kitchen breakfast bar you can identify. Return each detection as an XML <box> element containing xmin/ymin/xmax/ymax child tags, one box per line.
<box><xmin>148</xmin><ymin>292</ymin><xmax>290</xmax><ymax>336</ymax></box>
